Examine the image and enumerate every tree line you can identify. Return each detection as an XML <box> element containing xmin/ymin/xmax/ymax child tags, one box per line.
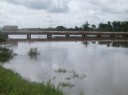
<box><xmin>30</xmin><ymin>21</ymin><xmax>127</xmax><ymax>32</ymax></box>
<box><xmin>57</xmin><ymin>21</ymin><xmax>128</xmax><ymax>32</ymax></box>
<box><xmin>23</xmin><ymin>21</ymin><xmax>128</xmax><ymax>32</ymax></box>
<box><xmin>1</xmin><ymin>21</ymin><xmax>128</xmax><ymax>32</ymax></box>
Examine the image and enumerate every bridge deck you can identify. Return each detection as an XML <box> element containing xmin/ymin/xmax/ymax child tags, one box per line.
<box><xmin>3</xmin><ymin>30</ymin><xmax>128</xmax><ymax>35</ymax></box>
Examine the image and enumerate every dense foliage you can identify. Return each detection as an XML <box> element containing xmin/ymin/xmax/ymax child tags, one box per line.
<box><xmin>98</xmin><ymin>21</ymin><xmax>128</xmax><ymax>32</ymax></box>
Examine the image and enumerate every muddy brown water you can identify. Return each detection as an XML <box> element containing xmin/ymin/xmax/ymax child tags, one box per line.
<box><xmin>3</xmin><ymin>35</ymin><xmax>128</xmax><ymax>95</ymax></box>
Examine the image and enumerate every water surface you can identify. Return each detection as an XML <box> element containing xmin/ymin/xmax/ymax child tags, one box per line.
<box><xmin>3</xmin><ymin>40</ymin><xmax>128</xmax><ymax>95</ymax></box>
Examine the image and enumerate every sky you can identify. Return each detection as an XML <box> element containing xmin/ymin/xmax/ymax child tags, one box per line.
<box><xmin>0</xmin><ymin>0</ymin><xmax>128</xmax><ymax>28</ymax></box>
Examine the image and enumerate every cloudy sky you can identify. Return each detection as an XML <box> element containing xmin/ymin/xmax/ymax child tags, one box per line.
<box><xmin>0</xmin><ymin>0</ymin><xmax>128</xmax><ymax>28</ymax></box>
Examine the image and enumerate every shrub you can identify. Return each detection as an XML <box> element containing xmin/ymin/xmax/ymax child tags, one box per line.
<box><xmin>28</xmin><ymin>48</ymin><xmax>40</xmax><ymax>59</ymax></box>
<box><xmin>0</xmin><ymin>47</ymin><xmax>15</xmax><ymax>62</ymax></box>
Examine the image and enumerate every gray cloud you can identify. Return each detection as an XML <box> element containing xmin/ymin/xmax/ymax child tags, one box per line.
<box><xmin>0</xmin><ymin>0</ymin><xmax>128</xmax><ymax>28</ymax></box>
<box><xmin>3</xmin><ymin>0</ymin><xmax>69</xmax><ymax>13</ymax></box>
<box><xmin>48</xmin><ymin>0</ymin><xmax>69</xmax><ymax>13</ymax></box>
<box><xmin>25</xmin><ymin>0</ymin><xmax>51</xmax><ymax>10</ymax></box>
<box><xmin>88</xmin><ymin>0</ymin><xmax>128</xmax><ymax>15</ymax></box>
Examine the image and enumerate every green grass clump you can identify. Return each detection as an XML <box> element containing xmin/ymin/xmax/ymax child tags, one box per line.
<box><xmin>0</xmin><ymin>66</ymin><xmax>63</xmax><ymax>95</ymax></box>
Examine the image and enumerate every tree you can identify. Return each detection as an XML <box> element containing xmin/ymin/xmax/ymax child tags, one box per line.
<box><xmin>120</xmin><ymin>21</ymin><xmax>128</xmax><ymax>32</ymax></box>
<box><xmin>56</xmin><ymin>26</ymin><xmax>67</xmax><ymax>31</ymax></box>
<box><xmin>0</xmin><ymin>32</ymin><xmax>7</xmax><ymax>47</ymax></box>
<box><xmin>82</xmin><ymin>21</ymin><xmax>90</xmax><ymax>31</ymax></box>
<box><xmin>98</xmin><ymin>23</ymin><xmax>108</xmax><ymax>31</ymax></box>
<box><xmin>75</xmin><ymin>26</ymin><xmax>79</xmax><ymax>31</ymax></box>
<box><xmin>91</xmin><ymin>24</ymin><xmax>96</xmax><ymax>31</ymax></box>
<box><xmin>112</xmin><ymin>21</ymin><xmax>121</xmax><ymax>32</ymax></box>
<box><xmin>107</xmin><ymin>21</ymin><xmax>112</xmax><ymax>31</ymax></box>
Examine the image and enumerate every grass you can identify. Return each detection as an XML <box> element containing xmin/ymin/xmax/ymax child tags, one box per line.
<box><xmin>0</xmin><ymin>66</ymin><xmax>63</xmax><ymax>95</ymax></box>
<box><xmin>0</xmin><ymin>47</ymin><xmax>15</xmax><ymax>62</ymax></box>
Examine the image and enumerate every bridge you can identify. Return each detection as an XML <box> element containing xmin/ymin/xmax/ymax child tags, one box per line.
<box><xmin>3</xmin><ymin>29</ymin><xmax>128</xmax><ymax>39</ymax></box>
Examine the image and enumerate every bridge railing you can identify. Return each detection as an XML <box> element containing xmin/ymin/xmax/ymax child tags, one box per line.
<box><xmin>3</xmin><ymin>30</ymin><xmax>128</xmax><ymax>35</ymax></box>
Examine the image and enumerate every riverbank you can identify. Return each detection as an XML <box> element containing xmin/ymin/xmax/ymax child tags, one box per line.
<box><xmin>0</xmin><ymin>65</ymin><xmax>63</xmax><ymax>95</ymax></box>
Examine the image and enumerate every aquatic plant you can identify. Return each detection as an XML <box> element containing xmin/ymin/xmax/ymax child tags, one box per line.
<box><xmin>65</xmin><ymin>77</ymin><xmax>71</xmax><ymax>80</ymax></box>
<box><xmin>72</xmin><ymin>71</ymin><xmax>79</xmax><ymax>78</ymax></box>
<box><xmin>80</xmin><ymin>89</ymin><xmax>85</xmax><ymax>95</ymax></box>
<box><xmin>28</xmin><ymin>48</ymin><xmax>40</xmax><ymax>59</ymax></box>
<box><xmin>81</xmin><ymin>74</ymin><xmax>86</xmax><ymax>79</ymax></box>
<box><xmin>58</xmin><ymin>82</ymin><xmax>74</xmax><ymax>88</ymax></box>
<box><xmin>55</xmin><ymin>68</ymin><xmax>67</xmax><ymax>73</ymax></box>
<box><xmin>69</xmin><ymin>70</ymin><xmax>87</xmax><ymax>79</ymax></box>
<box><xmin>0</xmin><ymin>47</ymin><xmax>15</xmax><ymax>62</ymax></box>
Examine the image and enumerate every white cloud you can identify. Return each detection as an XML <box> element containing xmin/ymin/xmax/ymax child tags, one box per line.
<box><xmin>3</xmin><ymin>0</ymin><xmax>69</xmax><ymax>13</ymax></box>
<box><xmin>0</xmin><ymin>0</ymin><xmax>128</xmax><ymax>28</ymax></box>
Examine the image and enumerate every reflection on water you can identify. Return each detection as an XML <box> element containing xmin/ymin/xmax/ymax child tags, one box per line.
<box><xmin>83</xmin><ymin>41</ymin><xmax>128</xmax><ymax>48</ymax></box>
<box><xmin>3</xmin><ymin>40</ymin><xmax>128</xmax><ymax>95</ymax></box>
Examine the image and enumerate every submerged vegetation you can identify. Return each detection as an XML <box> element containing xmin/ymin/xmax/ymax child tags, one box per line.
<box><xmin>65</xmin><ymin>77</ymin><xmax>71</xmax><ymax>80</ymax></box>
<box><xmin>0</xmin><ymin>47</ymin><xmax>15</xmax><ymax>62</ymax></box>
<box><xmin>55</xmin><ymin>68</ymin><xmax>86</xmax><ymax>80</ymax></box>
<box><xmin>80</xmin><ymin>89</ymin><xmax>85</xmax><ymax>95</ymax></box>
<box><xmin>55</xmin><ymin>68</ymin><xmax>67</xmax><ymax>73</ymax></box>
<box><xmin>0</xmin><ymin>66</ymin><xmax>63</xmax><ymax>95</ymax></box>
<box><xmin>58</xmin><ymin>82</ymin><xmax>74</xmax><ymax>88</ymax></box>
<box><xmin>72</xmin><ymin>72</ymin><xmax>79</xmax><ymax>78</ymax></box>
<box><xmin>28</xmin><ymin>48</ymin><xmax>40</xmax><ymax>59</ymax></box>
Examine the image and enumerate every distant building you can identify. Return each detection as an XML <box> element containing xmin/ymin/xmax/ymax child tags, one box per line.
<box><xmin>3</xmin><ymin>26</ymin><xmax>18</xmax><ymax>31</ymax></box>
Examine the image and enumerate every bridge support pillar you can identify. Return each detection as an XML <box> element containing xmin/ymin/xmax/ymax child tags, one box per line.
<box><xmin>122</xmin><ymin>35</ymin><xmax>128</xmax><ymax>38</ymax></box>
<box><xmin>5</xmin><ymin>34</ymin><xmax>8</xmax><ymax>39</ymax></box>
<box><xmin>97</xmin><ymin>35</ymin><xmax>102</xmax><ymax>38</ymax></box>
<box><xmin>27</xmin><ymin>34</ymin><xmax>31</xmax><ymax>39</ymax></box>
<box><xmin>47</xmin><ymin>34</ymin><xmax>52</xmax><ymax>38</ymax></box>
<box><xmin>110</xmin><ymin>34</ymin><xmax>114</xmax><ymax>38</ymax></box>
<box><xmin>65</xmin><ymin>34</ymin><xmax>70</xmax><ymax>38</ymax></box>
<box><xmin>82</xmin><ymin>34</ymin><xmax>86</xmax><ymax>38</ymax></box>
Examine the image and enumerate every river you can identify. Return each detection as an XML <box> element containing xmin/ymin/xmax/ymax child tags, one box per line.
<box><xmin>3</xmin><ymin>35</ymin><xmax>128</xmax><ymax>95</ymax></box>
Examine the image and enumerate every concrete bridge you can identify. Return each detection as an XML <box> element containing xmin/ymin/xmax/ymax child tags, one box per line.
<box><xmin>3</xmin><ymin>30</ymin><xmax>128</xmax><ymax>39</ymax></box>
